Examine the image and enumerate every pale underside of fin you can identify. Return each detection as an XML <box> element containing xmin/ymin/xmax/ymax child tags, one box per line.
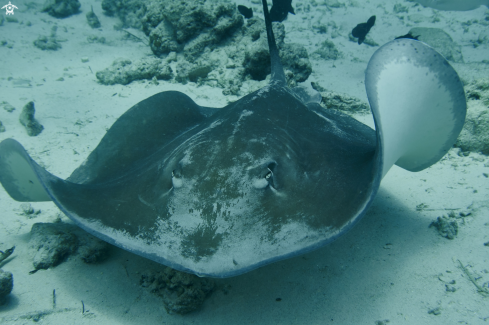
<box><xmin>365</xmin><ymin>39</ymin><xmax>466</xmax><ymax>177</ymax></box>
<box><xmin>0</xmin><ymin>139</ymin><xmax>51</xmax><ymax>202</ymax></box>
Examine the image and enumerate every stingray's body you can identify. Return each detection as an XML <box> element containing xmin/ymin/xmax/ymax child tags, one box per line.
<box><xmin>0</xmin><ymin>0</ymin><xmax>466</xmax><ymax>277</ymax></box>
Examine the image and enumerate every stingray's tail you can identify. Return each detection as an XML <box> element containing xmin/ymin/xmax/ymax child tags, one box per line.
<box><xmin>365</xmin><ymin>39</ymin><xmax>466</xmax><ymax>178</ymax></box>
<box><xmin>261</xmin><ymin>0</ymin><xmax>286</xmax><ymax>85</ymax></box>
<box><xmin>0</xmin><ymin>138</ymin><xmax>54</xmax><ymax>202</ymax></box>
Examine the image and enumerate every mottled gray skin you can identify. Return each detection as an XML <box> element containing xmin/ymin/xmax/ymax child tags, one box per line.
<box><xmin>35</xmin><ymin>78</ymin><xmax>379</xmax><ymax>277</ymax></box>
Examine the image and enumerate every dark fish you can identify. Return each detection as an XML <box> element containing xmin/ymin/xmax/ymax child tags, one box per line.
<box><xmin>238</xmin><ymin>5</ymin><xmax>253</xmax><ymax>19</ymax></box>
<box><xmin>352</xmin><ymin>15</ymin><xmax>376</xmax><ymax>45</ymax></box>
<box><xmin>270</xmin><ymin>0</ymin><xmax>295</xmax><ymax>22</ymax></box>
<box><xmin>395</xmin><ymin>32</ymin><xmax>420</xmax><ymax>40</ymax></box>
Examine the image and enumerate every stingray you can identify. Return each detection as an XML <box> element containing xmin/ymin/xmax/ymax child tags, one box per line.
<box><xmin>0</xmin><ymin>0</ymin><xmax>466</xmax><ymax>278</ymax></box>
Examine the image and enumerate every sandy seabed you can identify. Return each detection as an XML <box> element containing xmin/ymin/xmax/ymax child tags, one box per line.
<box><xmin>1</xmin><ymin>0</ymin><xmax>489</xmax><ymax>324</ymax></box>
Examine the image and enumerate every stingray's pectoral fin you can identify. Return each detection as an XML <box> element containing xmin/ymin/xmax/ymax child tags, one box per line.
<box><xmin>366</xmin><ymin>39</ymin><xmax>467</xmax><ymax>178</ymax></box>
<box><xmin>0</xmin><ymin>139</ymin><xmax>53</xmax><ymax>202</ymax></box>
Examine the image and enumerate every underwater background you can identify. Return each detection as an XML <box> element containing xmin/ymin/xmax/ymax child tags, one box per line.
<box><xmin>1</xmin><ymin>0</ymin><xmax>489</xmax><ymax>323</ymax></box>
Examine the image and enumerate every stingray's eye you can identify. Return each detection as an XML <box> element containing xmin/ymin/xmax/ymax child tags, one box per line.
<box><xmin>265</xmin><ymin>162</ymin><xmax>277</xmax><ymax>187</ymax></box>
<box><xmin>171</xmin><ymin>169</ymin><xmax>183</xmax><ymax>188</ymax></box>
<box><xmin>252</xmin><ymin>161</ymin><xmax>277</xmax><ymax>190</ymax></box>
<box><xmin>268</xmin><ymin>162</ymin><xmax>276</xmax><ymax>172</ymax></box>
<box><xmin>265</xmin><ymin>168</ymin><xmax>275</xmax><ymax>188</ymax></box>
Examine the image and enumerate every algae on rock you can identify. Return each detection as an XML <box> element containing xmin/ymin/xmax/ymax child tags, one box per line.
<box><xmin>455</xmin><ymin>78</ymin><xmax>489</xmax><ymax>155</ymax></box>
<box><xmin>33</xmin><ymin>25</ymin><xmax>62</xmax><ymax>51</ymax></box>
<box><xmin>42</xmin><ymin>0</ymin><xmax>80</xmax><ymax>18</ymax></box>
<box><xmin>313</xmin><ymin>40</ymin><xmax>342</xmax><ymax>60</ymax></box>
<box><xmin>98</xmin><ymin>0</ymin><xmax>313</xmax><ymax>92</ymax></box>
<box><xmin>140</xmin><ymin>267</ymin><xmax>214</xmax><ymax>315</ymax></box>
<box><xmin>102</xmin><ymin>0</ymin><xmax>146</xmax><ymax>29</ymax></box>
<box><xmin>0</xmin><ymin>270</ymin><xmax>13</xmax><ymax>305</ymax></box>
<box><xmin>29</xmin><ymin>222</ymin><xmax>110</xmax><ymax>271</ymax></box>
<box><xmin>96</xmin><ymin>57</ymin><xmax>173</xmax><ymax>85</ymax></box>
<box><xmin>19</xmin><ymin>102</ymin><xmax>44</xmax><ymax>137</ymax></box>
<box><xmin>142</xmin><ymin>0</ymin><xmax>244</xmax><ymax>59</ymax></box>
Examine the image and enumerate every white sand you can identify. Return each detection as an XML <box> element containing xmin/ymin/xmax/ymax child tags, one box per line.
<box><xmin>1</xmin><ymin>0</ymin><xmax>489</xmax><ymax>324</ymax></box>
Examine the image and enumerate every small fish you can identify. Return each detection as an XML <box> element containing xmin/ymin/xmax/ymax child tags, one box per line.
<box><xmin>0</xmin><ymin>246</ymin><xmax>15</xmax><ymax>263</ymax></box>
<box><xmin>352</xmin><ymin>15</ymin><xmax>376</xmax><ymax>45</ymax></box>
<box><xmin>395</xmin><ymin>32</ymin><xmax>420</xmax><ymax>40</ymax></box>
<box><xmin>270</xmin><ymin>0</ymin><xmax>295</xmax><ymax>22</ymax></box>
<box><xmin>238</xmin><ymin>5</ymin><xmax>253</xmax><ymax>19</ymax></box>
